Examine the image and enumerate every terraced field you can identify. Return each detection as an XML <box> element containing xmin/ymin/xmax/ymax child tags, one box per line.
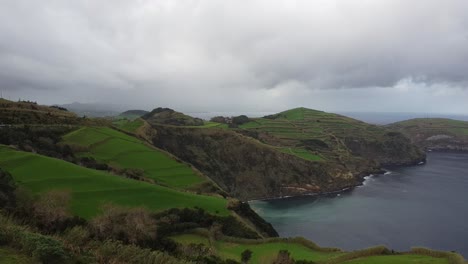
<box><xmin>387</xmin><ymin>118</ymin><xmax>468</xmax><ymax>150</ymax></box>
<box><xmin>235</xmin><ymin>108</ymin><xmax>387</xmax><ymax>162</ymax></box>
<box><xmin>388</xmin><ymin>118</ymin><xmax>468</xmax><ymax>138</ymax></box>
<box><xmin>171</xmin><ymin>233</ymin><xmax>453</xmax><ymax>264</ymax></box>
<box><xmin>0</xmin><ymin>145</ymin><xmax>229</xmax><ymax>219</ymax></box>
<box><xmin>113</xmin><ymin>118</ymin><xmax>144</xmax><ymax>133</ymax></box>
<box><xmin>62</xmin><ymin>126</ymin><xmax>206</xmax><ymax>189</ymax></box>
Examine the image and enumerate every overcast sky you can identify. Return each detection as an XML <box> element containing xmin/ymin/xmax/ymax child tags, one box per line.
<box><xmin>1</xmin><ymin>0</ymin><xmax>468</xmax><ymax>114</ymax></box>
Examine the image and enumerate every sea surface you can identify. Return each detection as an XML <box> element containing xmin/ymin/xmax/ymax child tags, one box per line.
<box><xmin>250</xmin><ymin>152</ymin><xmax>468</xmax><ymax>257</ymax></box>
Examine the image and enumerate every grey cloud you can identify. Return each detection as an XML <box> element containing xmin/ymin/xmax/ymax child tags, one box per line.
<box><xmin>0</xmin><ymin>0</ymin><xmax>468</xmax><ymax>113</ymax></box>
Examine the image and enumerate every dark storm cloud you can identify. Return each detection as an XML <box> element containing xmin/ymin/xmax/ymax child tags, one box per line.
<box><xmin>0</xmin><ymin>0</ymin><xmax>468</xmax><ymax>112</ymax></box>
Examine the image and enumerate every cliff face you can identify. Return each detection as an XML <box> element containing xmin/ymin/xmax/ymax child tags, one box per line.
<box><xmin>149</xmin><ymin>125</ymin><xmax>380</xmax><ymax>200</ymax></box>
<box><xmin>343</xmin><ymin>131</ymin><xmax>426</xmax><ymax>166</ymax></box>
<box><xmin>387</xmin><ymin>118</ymin><xmax>468</xmax><ymax>152</ymax></box>
<box><xmin>142</xmin><ymin>108</ymin><xmax>426</xmax><ymax>201</ymax></box>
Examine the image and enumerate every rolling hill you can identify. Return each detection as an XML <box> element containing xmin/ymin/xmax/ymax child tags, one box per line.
<box><xmin>0</xmin><ymin>145</ymin><xmax>229</xmax><ymax>219</ymax></box>
<box><xmin>388</xmin><ymin>118</ymin><xmax>468</xmax><ymax>151</ymax></box>
<box><xmin>142</xmin><ymin>107</ymin><xmax>424</xmax><ymax>200</ymax></box>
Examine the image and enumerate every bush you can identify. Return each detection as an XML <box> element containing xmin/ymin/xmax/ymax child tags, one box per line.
<box><xmin>0</xmin><ymin>217</ymin><xmax>70</xmax><ymax>264</ymax></box>
<box><xmin>272</xmin><ymin>250</ymin><xmax>294</xmax><ymax>264</ymax></box>
<box><xmin>33</xmin><ymin>190</ymin><xmax>74</xmax><ymax>232</ymax></box>
<box><xmin>241</xmin><ymin>249</ymin><xmax>252</xmax><ymax>263</ymax></box>
<box><xmin>92</xmin><ymin>239</ymin><xmax>188</xmax><ymax>264</ymax></box>
<box><xmin>91</xmin><ymin>204</ymin><xmax>157</xmax><ymax>245</ymax></box>
<box><xmin>0</xmin><ymin>168</ymin><xmax>16</xmax><ymax>210</ymax></box>
<box><xmin>232</xmin><ymin>115</ymin><xmax>250</xmax><ymax>125</ymax></box>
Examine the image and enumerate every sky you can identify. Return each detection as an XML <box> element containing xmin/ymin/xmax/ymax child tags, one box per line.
<box><xmin>1</xmin><ymin>0</ymin><xmax>468</xmax><ymax>114</ymax></box>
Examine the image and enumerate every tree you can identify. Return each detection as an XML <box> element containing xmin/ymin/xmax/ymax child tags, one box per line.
<box><xmin>241</xmin><ymin>249</ymin><xmax>253</xmax><ymax>263</ymax></box>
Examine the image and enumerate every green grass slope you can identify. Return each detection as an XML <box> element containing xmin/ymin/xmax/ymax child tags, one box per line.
<box><xmin>234</xmin><ymin>107</ymin><xmax>423</xmax><ymax>166</ymax></box>
<box><xmin>171</xmin><ymin>233</ymin><xmax>455</xmax><ymax>264</ymax></box>
<box><xmin>62</xmin><ymin>126</ymin><xmax>206</xmax><ymax>189</ymax></box>
<box><xmin>0</xmin><ymin>145</ymin><xmax>228</xmax><ymax>219</ymax></box>
<box><xmin>113</xmin><ymin>118</ymin><xmax>145</xmax><ymax>133</ymax></box>
<box><xmin>388</xmin><ymin>118</ymin><xmax>468</xmax><ymax>151</ymax></box>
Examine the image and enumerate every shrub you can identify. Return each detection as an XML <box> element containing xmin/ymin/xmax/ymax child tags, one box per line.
<box><xmin>92</xmin><ymin>239</ymin><xmax>189</xmax><ymax>264</ymax></box>
<box><xmin>241</xmin><ymin>249</ymin><xmax>253</xmax><ymax>263</ymax></box>
<box><xmin>0</xmin><ymin>168</ymin><xmax>16</xmax><ymax>210</ymax></box>
<box><xmin>272</xmin><ymin>250</ymin><xmax>294</xmax><ymax>264</ymax></box>
<box><xmin>32</xmin><ymin>190</ymin><xmax>73</xmax><ymax>232</ymax></box>
<box><xmin>0</xmin><ymin>218</ymin><xmax>70</xmax><ymax>264</ymax></box>
<box><xmin>91</xmin><ymin>204</ymin><xmax>157</xmax><ymax>245</ymax></box>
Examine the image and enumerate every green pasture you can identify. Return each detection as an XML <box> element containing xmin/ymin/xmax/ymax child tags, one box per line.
<box><xmin>0</xmin><ymin>146</ymin><xmax>229</xmax><ymax>219</ymax></box>
<box><xmin>171</xmin><ymin>234</ymin><xmax>454</xmax><ymax>264</ymax></box>
<box><xmin>171</xmin><ymin>234</ymin><xmax>341</xmax><ymax>264</ymax></box>
<box><xmin>341</xmin><ymin>255</ymin><xmax>449</xmax><ymax>264</ymax></box>
<box><xmin>113</xmin><ymin>118</ymin><xmax>144</xmax><ymax>132</ymax></box>
<box><xmin>62</xmin><ymin>127</ymin><xmax>205</xmax><ymax>189</ymax></box>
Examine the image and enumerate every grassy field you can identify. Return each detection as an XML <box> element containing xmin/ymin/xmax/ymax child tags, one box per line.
<box><xmin>62</xmin><ymin>126</ymin><xmax>206</xmax><ymax>189</ymax></box>
<box><xmin>0</xmin><ymin>145</ymin><xmax>229</xmax><ymax>219</ymax></box>
<box><xmin>113</xmin><ymin>118</ymin><xmax>144</xmax><ymax>133</ymax></box>
<box><xmin>0</xmin><ymin>247</ymin><xmax>38</xmax><ymax>264</ymax></box>
<box><xmin>171</xmin><ymin>234</ymin><xmax>341</xmax><ymax>263</ymax></box>
<box><xmin>171</xmin><ymin>234</ymin><xmax>454</xmax><ymax>264</ymax></box>
<box><xmin>232</xmin><ymin>107</ymin><xmax>386</xmax><ymax>162</ymax></box>
<box><xmin>388</xmin><ymin>118</ymin><xmax>468</xmax><ymax>137</ymax></box>
<box><xmin>341</xmin><ymin>255</ymin><xmax>449</xmax><ymax>264</ymax></box>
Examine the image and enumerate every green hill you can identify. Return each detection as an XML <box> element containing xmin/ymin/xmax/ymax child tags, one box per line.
<box><xmin>0</xmin><ymin>145</ymin><xmax>228</xmax><ymax>219</ymax></box>
<box><xmin>62</xmin><ymin>126</ymin><xmax>208</xmax><ymax>189</ymax></box>
<box><xmin>118</xmin><ymin>109</ymin><xmax>149</xmax><ymax>120</ymax></box>
<box><xmin>145</xmin><ymin>107</ymin><xmax>424</xmax><ymax>200</ymax></box>
<box><xmin>0</xmin><ymin>98</ymin><xmax>108</xmax><ymax>125</ymax></box>
<box><xmin>241</xmin><ymin>107</ymin><xmax>423</xmax><ymax>166</ymax></box>
<box><xmin>143</xmin><ymin>107</ymin><xmax>204</xmax><ymax>126</ymax></box>
<box><xmin>388</xmin><ymin>118</ymin><xmax>468</xmax><ymax>151</ymax></box>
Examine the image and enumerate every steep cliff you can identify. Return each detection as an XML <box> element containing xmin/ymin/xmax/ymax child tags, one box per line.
<box><xmin>143</xmin><ymin>107</ymin><xmax>425</xmax><ymax>200</ymax></box>
<box><xmin>387</xmin><ymin>118</ymin><xmax>468</xmax><ymax>151</ymax></box>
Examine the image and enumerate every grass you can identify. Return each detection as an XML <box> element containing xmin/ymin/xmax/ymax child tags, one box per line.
<box><xmin>215</xmin><ymin>241</ymin><xmax>339</xmax><ymax>263</ymax></box>
<box><xmin>113</xmin><ymin>118</ymin><xmax>144</xmax><ymax>133</ymax></box>
<box><xmin>0</xmin><ymin>247</ymin><xmax>38</xmax><ymax>264</ymax></box>
<box><xmin>170</xmin><ymin>234</ymin><xmax>341</xmax><ymax>263</ymax></box>
<box><xmin>228</xmin><ymin>107</ymin><xmax>397</xmax><ymax>164</ymax></box>
<box><xmin>62</xmin><ymin>127</ymin><xmax>206</xmax><ymax>189</ymax></box>
<box><xmin>171</xmin><ymin>234</ymin><xmax>456</xmax><ymax>264</ymax></box>
<box><xmin>389</xmin><ymin>118</ymin><xmax>468</xmax><ymax>137</ymax></box>
<box><xmin>341</xmin><ymin>255</ymin><xmax>449</xmax><ymax>264</ymax></box>
<box><xmin>0</xmin><ymin>145</ymin><xmax>229</xmax><ymax>219</ymax></box>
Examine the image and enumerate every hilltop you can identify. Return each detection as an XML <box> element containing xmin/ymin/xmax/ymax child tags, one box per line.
<box><xmin>388</xmin><ymin>118</ymin><xmax>468</xmax><ymax>151</ymax></box>
<box><xmin>143</xmin><ymin>107</ymin><xmax>204</xmax><ymax>126</ymax></box>
<box><xmin>118</xmin><ymin>109</ymin><xmax>149</xmax><ymax>119</ymax></box>
<box><xmin>141</xmin><ymin>107</ymin><xmax>424</xmax><ymax>200</ymax></box>
<box><xmin>0</xmin><ymin>98</ymin><xmax>108</xmax><ymax>125</ymax></box>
